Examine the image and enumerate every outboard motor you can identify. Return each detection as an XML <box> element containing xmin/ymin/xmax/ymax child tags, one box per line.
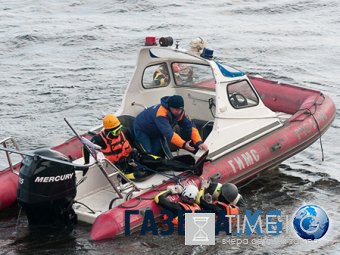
<box><xmin>17</xmin><ymin>148</ymin><xmax>77</xmax><ymax>227</ymax></box>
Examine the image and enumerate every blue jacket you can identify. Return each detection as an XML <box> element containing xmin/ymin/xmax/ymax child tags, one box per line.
<box><xmin>134</xmin><ymin>96</ymin><xmax>202</xmax><ymax>148</ymax></box>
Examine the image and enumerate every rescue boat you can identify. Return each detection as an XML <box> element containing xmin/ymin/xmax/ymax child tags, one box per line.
<box><xmin>0</xmin><ymin>37</ymin><xmax>336</xmax><ymax>241</ymax></box>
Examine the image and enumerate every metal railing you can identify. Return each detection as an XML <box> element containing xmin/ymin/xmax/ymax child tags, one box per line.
<box><xmin>0</xmin><ymin>137</ymin><xmax>23</xmax><ymax>174</ymax></box>
<box><xmin>100</xmin><ymin>158</ymin><xmax>140</xmax><ymax>198</ymax></box>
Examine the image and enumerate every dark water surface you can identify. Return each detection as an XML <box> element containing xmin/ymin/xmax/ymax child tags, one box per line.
<box><xmin>0</xmin><ymin>0</ymin><xmax>339</xmax><ymax>254</ymax></box>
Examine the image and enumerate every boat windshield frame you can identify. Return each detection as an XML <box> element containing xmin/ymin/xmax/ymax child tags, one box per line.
<box><xmin>171</xmin><ymin>62</ymin><xmax>216</xmax><ymax>91</ymax></box>
<box><xmin>226</xmin><ymin>79</ymin><xmax>260</xmax><ymax>109</ymax></box>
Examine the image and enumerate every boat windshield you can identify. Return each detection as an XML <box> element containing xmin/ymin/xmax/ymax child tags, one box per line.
<box><xmin>142</xmin><ymin>63</ymin><xmax>170</xmax><ymax>89</ymax></box>
<box><xmin>171</xmin><ymin>62</ymin><xmax>215</xmax><ymax>90</ymax></box>
<box><xmin>227</xmin><ymin>80</ymin><xmax>259</xmax><ymax>109</ymax></box>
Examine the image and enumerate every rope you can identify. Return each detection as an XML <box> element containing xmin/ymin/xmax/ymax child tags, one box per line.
<box><xmin>118</xmin><ymin>196</ymin><xmax>158</xmax><ymax>209</ymax></box>
<box><xmin>109</xmin><ymin>197</ymin><xmax>123</xmax><ymax>210</ymax></box>
<box><xmin>73</xmin><ymin>201</ymin><xmax>96</xmax><ymax>214</ymax></box>
<box><xmin>208</xmin><ymin>98</ymin><xmax>215</xmax><ymax>118</ymax></box>
<box><xmin>160</xmin><ymin>136</ymin><xmax>173</xmax><ymax>160</ymax></box>
<box><xmin>292</xmin><ymin>93</ymin><xmax>325</xmax><ymax>118</ymax></box>
<box><xmin>290</xmin><ymin>93</ymin><xmax>326</xmax><ymax>162</ymax></box>
<box><xmin>118</xmin><ymin>198</ymin><xmax>142</xmax><ymax>208</ymax></box>
<box><xmin>15</xmin><ymin>206</ymin><xmax>22</xmax><ymax>233</ymax></box>
<box><xmin>215</xmin><ymin>115</ymin><xmax>291</xmax><ymax>120</ymax></box>
<box><xmin>310</xmin><ymin>111</ymin><xmax>325</xmax><ymax>162</ymax></box>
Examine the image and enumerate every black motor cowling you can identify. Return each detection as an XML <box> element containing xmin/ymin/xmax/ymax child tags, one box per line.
<box><xmin>17</xmin><ymin>148</ymin><xmax>77</xmax><ymax>226</ymax></box>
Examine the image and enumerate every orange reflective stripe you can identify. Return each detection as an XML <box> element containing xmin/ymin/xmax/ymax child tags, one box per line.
<box><xmin>170</xmin><ymin>132</ymin><xmax>185</xmax><ymax>148</ymax></box>
<box><xmin>191</xmin><ymin>127</ymin><xmax>202</xmax><ymax>144</ymax></box>
<box><xmin>156</xmin><ymin>105</ymin><xmax>168</xmax><ymax>117</ymax></box>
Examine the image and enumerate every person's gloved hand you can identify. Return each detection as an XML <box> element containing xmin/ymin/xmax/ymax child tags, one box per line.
<box><xmin>201</xmin><ymin>179</ymin><xmax>210</xmax><ymax>189</ymax></box>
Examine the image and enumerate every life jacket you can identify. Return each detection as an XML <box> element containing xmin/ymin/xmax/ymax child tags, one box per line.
<box><xmin>99</xmin><ymin>131</ymin><xmax>132</xmax><ymax>163</ymax></box>
<box><xmin>163</xmin><ymin>202</ymin><xmax>201</xmax><ymax>225</ymax></box>
<box><xmin>213</xmin><ymin>201</ymin><xmax>239</xmax><ymax>215</ymax></box>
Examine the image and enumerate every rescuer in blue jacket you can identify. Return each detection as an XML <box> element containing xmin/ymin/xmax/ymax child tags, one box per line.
<box><xmin>133</xmin><ymin>95</ymin><xmax>209</xmax><ymax>156</ymax></box>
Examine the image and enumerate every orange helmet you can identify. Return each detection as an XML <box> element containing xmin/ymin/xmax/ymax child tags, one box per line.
<box><xmin>102</xmin><ymin>114</ymin><xmax>120</xmax><ymax>129</ymax></box>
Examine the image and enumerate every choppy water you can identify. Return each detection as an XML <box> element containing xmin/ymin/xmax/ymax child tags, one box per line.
<box><xmin>0</xmin><ymin>0</ymin><xmax>339</xmax><ymax>254</ymax></box>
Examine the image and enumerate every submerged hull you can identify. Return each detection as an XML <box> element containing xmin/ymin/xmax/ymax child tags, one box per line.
<box><xmin>90</xmin><ymin>77</ymin><xmax>336</xmax><ymax>240</ymax></box>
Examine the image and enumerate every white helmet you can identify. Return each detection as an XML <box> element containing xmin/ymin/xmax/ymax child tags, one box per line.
<box><xmin>181</xmin><ymin>185</ymin><xmax>199</xmax><ymax>201</ymax></box>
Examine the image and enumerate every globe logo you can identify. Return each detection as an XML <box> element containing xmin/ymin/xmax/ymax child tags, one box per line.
<box><xmin>293</xmin><ymin>204</ymin><xmax>329</xmax><ymax>240</ymax></box>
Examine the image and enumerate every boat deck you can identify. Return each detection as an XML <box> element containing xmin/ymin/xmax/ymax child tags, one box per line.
<box><xmin>72</xmin><ymin>111</ymin><xmax>291</xmax><ymax>224</ymax></box>
<box><xmin>72</xmin><ymin>154</ymin><xmax>182</xmax><ymax>224</ymax></box>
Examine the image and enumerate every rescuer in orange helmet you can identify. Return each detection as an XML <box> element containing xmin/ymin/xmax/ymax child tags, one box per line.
<box><xmin>83</xmin><ymin>114</ymin><xmax>154</xmax><ymax>181</ymax></box>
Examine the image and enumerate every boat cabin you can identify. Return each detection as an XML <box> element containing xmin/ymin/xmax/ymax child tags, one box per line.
<box><xmin>118</xmin><ymin>41</ymin><xmax>282</xmax><ymax>160</ymax></box>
